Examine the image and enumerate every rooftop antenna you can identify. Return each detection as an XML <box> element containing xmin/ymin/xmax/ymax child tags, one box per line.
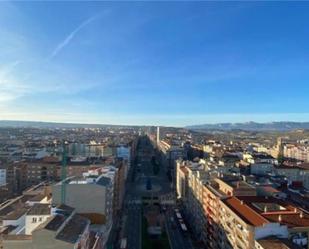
<box><xmin>61</xmin><ymin>141</ymin><xmax>67</xmax><ymax>204</ymax></box>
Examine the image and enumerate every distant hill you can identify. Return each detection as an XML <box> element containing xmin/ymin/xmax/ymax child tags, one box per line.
<box><xmin>0</xmin><ymin>120</ymin><xmax>135</xmax><ymax>128</ymax></box>
<box><xmin>186</xmin><ymin>122</ymin><xmax>309</xmax><ymax>131</ymax></box>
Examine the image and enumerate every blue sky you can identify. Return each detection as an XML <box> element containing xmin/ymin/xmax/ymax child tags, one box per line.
<box><xmin>1</xmin><ymin>1</ymin><xmax>309</xmax><ymax>126</ymax></box>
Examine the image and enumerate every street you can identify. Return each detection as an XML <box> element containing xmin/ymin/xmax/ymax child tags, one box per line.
<box><xmin>125</xmin><ymin>200</ymin><xmax>142</xmax><ymax>249</ymax></box>
<box><xmin>120</xmin><ymin>136</ymin><xmax>195</xmax><ymax>249</ymax></box>
<box><xmin>164</xmin><ymin>208</ymin><xmax>195</xmax><ymax>249</ymax></box>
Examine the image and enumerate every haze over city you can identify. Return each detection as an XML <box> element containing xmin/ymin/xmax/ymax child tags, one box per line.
<box><xmin>1</xmin><ymin>1</ymin><xmax>309</xmax><ymax>126</ymax></box>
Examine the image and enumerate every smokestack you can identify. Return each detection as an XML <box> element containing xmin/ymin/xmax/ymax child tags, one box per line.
<box><xmin>156</xmin><ymin>126</ymin><xmax>160</xmax><ymax>145</ymax></box>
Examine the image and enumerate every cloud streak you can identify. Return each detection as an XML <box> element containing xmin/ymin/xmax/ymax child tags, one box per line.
<box><xmin>48</xmin><ymin>15</ymin><xmax>99</xmax><ymax>59</ymax></box>
<box><xmin>0</xmin><ymin>61</ymin><xmax>27</xmax><ymax>102</ymax></box>
<box><xmin>0</xmin><ymin>60</ymin><xmax>21</xmax><ymax>82</ymax></box>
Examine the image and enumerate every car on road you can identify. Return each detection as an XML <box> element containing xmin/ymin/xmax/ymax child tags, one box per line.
<box><xmin>170</xmin><ymin>217</ymin><xmax>177</xmax><ymax>229</ymax></box>
<box><xmin>146</xmin><ymin>177</ymin><xmax>152</xmax><ymax>190</ymax></box>
<box><xmin>120</xmin><ymin>238</ymin><xmax>127</xmax><ymax>249</ymax></box>
<box><xmin>161</xmin><ymin>205</ymin><xmax>167</xmax><ymax>212</ymax></box>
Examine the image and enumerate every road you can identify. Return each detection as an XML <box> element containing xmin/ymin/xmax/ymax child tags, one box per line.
<box><xmin>122</xmin><ymin>136</ymin><xmax>153</xmax><ymax>249</ymax></box>
<box><xmin>125</xmin><ymin>200</ymin><xmax>142</xmax><ymax>249</ymax></box>
<box><xmin>120</xmin><ymin>136</ymin><xmax>195</xmax><ymax>249</ymax></box>
<box><xmin>164</xmin><ymin>207</ymin><xmax>196</xmax><ymax>249</ymax></box>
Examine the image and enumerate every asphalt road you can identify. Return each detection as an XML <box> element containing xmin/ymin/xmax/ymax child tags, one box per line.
<box><xmin>125</xmin><ymin>201</ymin><xmax>142</xmax><ymax>249</ymax></box>
<box><xmin>165</xmin><ymin>208</ymin><xmax>196</xmax><ymax>249</ymax></box>
<box><xmin>121</xmin><ymin>136</ymin><xmax>195</xmax><ymax>249</ymax></box>
<box><xmin>122</xmin><ymin>136</ymin><xmax>153</xmax><ymax>249</ymax></box>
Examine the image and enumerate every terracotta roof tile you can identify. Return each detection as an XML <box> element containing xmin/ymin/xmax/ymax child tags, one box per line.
<box><xmin>223</xmin><ymin>197</ymin><xmax>269</xmax><ymax>226</ymax></box>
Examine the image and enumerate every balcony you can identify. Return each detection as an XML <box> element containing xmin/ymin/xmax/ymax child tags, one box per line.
<box><xmin>236</xmin><ymin>233</ymin><xmax>248</xmax><ymax>249</ymax></box>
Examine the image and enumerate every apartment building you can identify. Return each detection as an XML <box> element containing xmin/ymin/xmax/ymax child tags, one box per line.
<box><xmin>176</xmin><ymin>160</ymin><xmax>207</xmax><ymax>241</ymax></box>
<box><xmin>275</xmin><ymin>163</ymin><xmax>309</xmax><ymax>189</ymax></box>
<box><xmin>26</xmin><ymin>157</ymin><xmax>103</xmax><ymax>185</ymax></box>
<box><xmin>185</xmin><ymin>165</ymin><xmax>208</xmax><ymax>241</ymax></box>
<box><xmin>251</xmin><ymin>163</ymin><xmax>274</xmax><ymax>176</ymax></box>
<box><xmin>26</xmin><ymin>159</ymin><xmax>59</xmax><ymax>185</ymax></box>
<box><xmin>243</xmin><ymin>153</ymin><xmax>277</xmax><ymax>165</ymax></box>
<box><xmin>176</xmin><ymin>163</ymin><xmax>188</xmax><ymax>199</ymax></box>
<box><xmin>176</xmin><ymin>158</ymin><xmax>309</xmax><ymax>249</ymax></box>
<box><xmin>52</xmin><ymin>170</ymin><xmax>114</xmax><ymax>229</ymax></box>
<box><xmin>220</xmin><ymin>196</ymin><xmax>309</xmax><ymax>249</ymax></box>
<box><xmin>202</xmin><ymin>180</ymin><xmax>226</xmax><ymax>248</ymax></box>
<box><xmin>0</xmin><ymin>167</ymin><xmax>6</xmax><ymax>186</ymax></box>
<box><xmin>284</xmin><ymin>144</ymin><xmax>309</xmax><ymax>163</ymax></box>
<box><xmin>6</xmin><ymin>162</ymin><xmax>28</xmax><ymax>194</ymax></box>
<box><xmin>113</xmin><ymin>159</ymin><xmax>126</xmax><ymax>216</ymax></box>
<box><xmin>201</xmin><ymin>177</ymin><xmax>257</xmax><ymax>248</ymax></box>
<box><xmin>176</xmin><ymin>158</ymin><xmax>256</xmax><ymax>245</ymax></box>
<box><xmin>255</xmin><ymin>236</ymin><xmax>303</xmax><ymax>249</ymax></box>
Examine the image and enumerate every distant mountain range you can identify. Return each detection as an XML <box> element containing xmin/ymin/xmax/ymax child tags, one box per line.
<box><xmin>1</xmin><ymin>120</ymin><xmax>309</xmax><ymax>131</ymax></box>
<box><xmin>186</xmin><ymin>122</ymin><xmax>309</xmax><ymax>131</ymax></box>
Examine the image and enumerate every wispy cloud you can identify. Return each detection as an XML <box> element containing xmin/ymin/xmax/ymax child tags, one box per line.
<box><xmin>48</xmin><ymin>15</ymin><xmax>99</xmax><ymax>59</ymax></box>
<box><xmin>0</xmin><ymin>61</ymin><xmax>27</xmax><ymax>102</ymax></box>
<box><xmin>0</xmin><ymin>60</ymin><xmax>21</xmax><ymax>83</ymax></box>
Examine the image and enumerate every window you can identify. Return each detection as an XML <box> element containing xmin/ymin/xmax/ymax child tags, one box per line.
<box><xmin>39</xmin><ymin>217</ymin><xmax>43</xmax><ymax>222</ymax></box>
<box><xmin>32</xmin><ymin>217</ymin><xmax>37</xmax><ymax>223</ymax></box>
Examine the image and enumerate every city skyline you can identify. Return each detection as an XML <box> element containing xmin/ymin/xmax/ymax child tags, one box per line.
<box><xmin>1</xmin><ymin>1</ymin><xmax>309</xmax><ymax>126</ymax></box>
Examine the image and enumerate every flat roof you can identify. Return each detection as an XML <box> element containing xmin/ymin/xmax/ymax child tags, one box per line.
<box><xmin>44</xmin><ymin>215</ymin><xmax>67</xmax><ymax>231</ymax></box>
<box><xmin>28</xmin><ymin>194</ymin><xmax>46</xmax><ymax>202</ymax></box>
<box><xmin>3</xmin><ymin>235</ymin><xmax>32</xmax><ymax>241</ymax></box>
<box><xmin>0</xmin><ymin>195</ymin><xmax>35</xmax><ymax>217</ymax></box>
<box><xmin>257</xmin><ymin>236</ymin><xmax>302</xmax><ymax>249</ymax></box>
<box><xmin>3</xmin><ymin>208</ymin><xmax>28</xmax><ymax>220</ymax></box>
<box><xmin>27</xmin><ymin>204</ymin><xmax>51</xmax><ymax>216</ymax></box>
<box><xmin>55</xmin><ymin>214</ymin><xmax>89</xmax><ymax>243</ymax></box>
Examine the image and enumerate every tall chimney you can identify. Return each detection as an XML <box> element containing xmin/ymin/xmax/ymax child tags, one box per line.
<box><xmin>156</xmin><ymin>126</ymin><xmax>160</xmax><ymax>145</ymax></box>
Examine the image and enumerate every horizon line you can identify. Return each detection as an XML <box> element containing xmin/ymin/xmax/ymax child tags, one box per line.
<box><xmin>1</xmin><ymin>119</ymin><xmax>309</xmax><ymax>128</ymax></box>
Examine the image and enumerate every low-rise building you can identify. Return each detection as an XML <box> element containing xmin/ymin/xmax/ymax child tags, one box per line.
<box><xmin>25</xmin><ymin>203</ymin><xmax>51</xmax><ymax>235</ymax></box>
<box><xmin>276</xmin><ymin>163</ymin><xmax>309</xmax><ymax>189</ymax></box>
<box><xmin>2</xmin><ymin>205</ymin><xmax>94</xmax><ymax>249</ymax></box>
<box><xmin>251</xmin><ymin>163</ymin><xmax>274</xmax><ymax>176</ymax></box>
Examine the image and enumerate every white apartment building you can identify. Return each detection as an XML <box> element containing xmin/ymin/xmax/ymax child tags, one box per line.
<box><xmin>284</xmin><ymin>144</ymin><xmax>309</xmax><ymax>162</ymax></box>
